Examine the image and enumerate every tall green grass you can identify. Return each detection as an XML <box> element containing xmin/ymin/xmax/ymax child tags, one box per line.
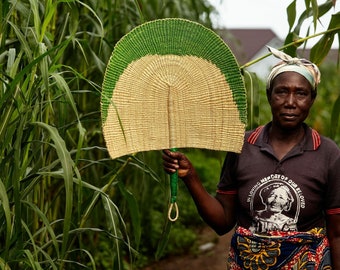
<box><xmin>0</xmin><ymin>0</ymin><xmax>215</xmax><ymax>269</ymax></box>
<box><xmin>0</xmin><ymin>0</ymin><xmax>137</xmax><ymax>268</ymax></box>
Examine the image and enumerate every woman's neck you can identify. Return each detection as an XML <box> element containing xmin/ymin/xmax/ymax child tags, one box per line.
<box><xmin>268</xmin><ymin>123</ymin><xmax>305</xmax><ymax>160</ymax></box>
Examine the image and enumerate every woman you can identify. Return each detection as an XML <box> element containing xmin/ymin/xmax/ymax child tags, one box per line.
<box><xmin>162</xmin><ymin>47</ymin><xmax>340</xmax><ymax>269</ymax></box>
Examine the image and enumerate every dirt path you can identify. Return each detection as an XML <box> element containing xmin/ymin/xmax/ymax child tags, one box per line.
<box><xmin>141</xmin><ymin>227</ymin><xmax>233</xmax><ymax>270</ymax></box>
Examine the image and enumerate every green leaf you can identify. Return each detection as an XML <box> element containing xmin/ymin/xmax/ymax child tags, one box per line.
<box><xmin>329</xmin><ymin>12</ymin><xmax>340</xmax><ymax>29</ymax></box>
<box><xmin>310</xmin><ymin>34</ymin><xmax>334</xmax><ymax>64</ymax></box>
<box><xmin>23</xmin><ymin>249</ymin><xmax>44</xmax><ymax>270</ymax></box>
<box><xmin>311</xmin><ymin>0</ymin><xmax>319</xmax><ymax>31</ymax></box>
<box><xmin>293</xmin><ymin>1</ymin><xmax>333</xmax><ymax>35</ymax></box>
<box><xmin>118</xmin><ymin>181</ymin><xmax>141</xmax><ymax>246</ymax></box>
<box><xmin>28</xmin><ymin>0</ymin><xmax>41</xmax><ymax>39</ymax></box>
<box><xmin>155</xmin><ymin>218</ymin><xmax>172</xmax><ymax>260</ymax></box>
<box><xmin>0</xmin><ymin>180</ymin><xmax>11</xmax><ymax>260</ymax></box>
<box><xmin>32</xmin><ymin>122</ymin><xmax>74</xmax><ymax>259</ymax></box>
<box><xmin>287</xmin><ymin>0</ymin><xmax>297</xmax><ymax>31</ymax></box>
<box><xmin>310</xmin><ymin>13</ymin><xmax>340</xmax><ymax>64</ymax></box>
<box><xmin>101</xmin><ymin>194</ymin><xmax>124</xmax><ymax>270</ymax></box>
<box><xmin>330</xmin><ymin>95</ymin><xmax>340</xmax><ymax>139</ymax></box>
<box><xmin>0</xmin><ymin>258</ymin><xmax>11</xmax><ymax>270</ymax></box>
<box><xmin>23</xmin><ymin>201</ymin><xmax>60</xmax><ymax>258</ymax></box>
<box><xmin>283</xmin><ymin>32</ymin><xmax>300</xmax><ymax>56</ymax></box>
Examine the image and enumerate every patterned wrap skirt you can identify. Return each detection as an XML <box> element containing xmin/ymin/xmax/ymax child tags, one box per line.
<box><xmin>227</xmin><ymin>226</ymin><xmax>332</xmax><ymax>269</ymax></box>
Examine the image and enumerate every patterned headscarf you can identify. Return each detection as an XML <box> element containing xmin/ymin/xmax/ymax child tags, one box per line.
<box><xmin>266</xmin><ymin>46</ymin><xmax>321</xmax><ymax>91</ymax></box>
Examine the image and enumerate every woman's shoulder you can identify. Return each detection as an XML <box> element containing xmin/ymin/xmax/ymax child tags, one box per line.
<box><xmin>309</xmin><ymin>127</ymin><xmax>340</xmax><ymax>156</ymax></box>
<box><xmin>319</xmin><ymin>134</ymin><xmax>340</xmax><ymax>150</ymax></box>
<box><xmin>244</xmin><ymin>125</ymin><xmax>267</xmax><ymax>145</ymax></box>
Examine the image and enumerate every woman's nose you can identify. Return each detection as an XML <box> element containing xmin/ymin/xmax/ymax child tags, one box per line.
<box><xmin>285</xmin><ymin>93</ymin><xmax>296</xmax><ymax>106</ymax></box>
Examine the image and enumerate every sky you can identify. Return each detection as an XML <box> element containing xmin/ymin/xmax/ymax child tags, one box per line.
<box><xmin>208</xmin><ymin>0</ymin><xmax>339</xmax><ymax>47</ymax></box>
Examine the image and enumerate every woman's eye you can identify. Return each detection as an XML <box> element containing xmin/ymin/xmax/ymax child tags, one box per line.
<box><xmin>275</xmin><ymin>89</ymin><xmax>287</xmax><ymax>95</ymax></box>
<box><xmin>296</xmin><ymin>91</ymin><xmax>308</xmax><ymax>96</ymax></box>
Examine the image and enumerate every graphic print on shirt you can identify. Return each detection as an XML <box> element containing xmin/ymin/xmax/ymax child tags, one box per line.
<box><xmin>247</xmin><ymin>174</ymin><xmax>305</xmax><ymax>233</ymax></box>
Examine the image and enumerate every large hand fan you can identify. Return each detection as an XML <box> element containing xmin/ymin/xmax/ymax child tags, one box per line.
<box><xmin>101</xmin><ymin>18</ymin><xmax>247</xmax><ymax>221</ymax></box>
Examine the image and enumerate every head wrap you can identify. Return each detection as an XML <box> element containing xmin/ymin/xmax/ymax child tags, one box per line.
<box><xmin>266</xmin><ymin>46</ymin><xmax>321</xmax><ymax>91</ymax></box>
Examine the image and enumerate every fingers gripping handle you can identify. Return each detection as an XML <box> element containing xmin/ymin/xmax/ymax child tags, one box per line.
<box><xmin>168</xmin><ymin>148</ymin><xmax>179</xmax><ymax>221</ymax></box>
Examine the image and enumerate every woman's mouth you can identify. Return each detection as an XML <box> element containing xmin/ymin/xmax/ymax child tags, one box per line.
<box><xmin>281</xmin><ymin>113</ymin><xmax>297</xmax><ymax>120</ymax></box>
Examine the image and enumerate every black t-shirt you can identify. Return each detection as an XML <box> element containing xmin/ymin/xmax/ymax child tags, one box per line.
<box><xmin>217</xmin><ymin>123</ymin><xmax>340</xmax><ymax>233</ymax></box>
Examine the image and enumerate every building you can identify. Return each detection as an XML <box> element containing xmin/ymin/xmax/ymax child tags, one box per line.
<box><xmin>217</xmin><ymin>28</ymin><xmax>339</xmax><ymax>80</ymax></box>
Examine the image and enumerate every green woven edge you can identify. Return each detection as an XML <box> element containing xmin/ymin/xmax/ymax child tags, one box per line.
<box><xmin>101</xmin><ymin>18</ymin><xmax>247</xmax><ymax>125</ymax></box>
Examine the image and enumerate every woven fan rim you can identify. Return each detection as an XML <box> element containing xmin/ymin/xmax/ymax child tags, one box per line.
<box><xmin>101</xmin><ymin>18</ymin><xmax>247</xmax><ymax>125</ymax></box>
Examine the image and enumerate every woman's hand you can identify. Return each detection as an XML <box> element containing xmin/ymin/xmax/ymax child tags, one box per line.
<box><xmin>162</xmin><ymin>149</ymin><xmax>193</xmax><ymax>179</ymax></box>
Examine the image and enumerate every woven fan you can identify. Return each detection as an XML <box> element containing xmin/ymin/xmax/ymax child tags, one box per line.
<box><xmin>101</xmin><ymin>18</ymin><xmax>247</xmax><ymax>221</ymax></box>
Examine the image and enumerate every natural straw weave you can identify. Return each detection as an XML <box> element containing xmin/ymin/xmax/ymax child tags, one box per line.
<box><xmin>101</xmin><ymin>18</ymin><xmax>247</xmax><ymax>159</ymax></box>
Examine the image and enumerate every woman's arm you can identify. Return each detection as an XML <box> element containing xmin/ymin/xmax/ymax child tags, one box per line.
<box><xmin>162</xmin><ymin>150</ymin><xmax>237</xmax><ymax>235</ymax></box>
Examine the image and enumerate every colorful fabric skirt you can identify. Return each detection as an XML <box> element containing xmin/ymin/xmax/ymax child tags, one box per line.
<box><xmin>227</xmin><ymin>226</ymin><xmax>332</xmax><ymax>269</ymax></box>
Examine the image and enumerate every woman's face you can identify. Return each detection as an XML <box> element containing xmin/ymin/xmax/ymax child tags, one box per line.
<box><xmin>268</xmin><ymin>71</ymin><xmax>315</xmax><ymax>130</ymax></box>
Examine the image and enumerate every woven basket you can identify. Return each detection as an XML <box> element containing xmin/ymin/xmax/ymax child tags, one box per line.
<box><xmin>101</xmin><ymin>18</ymin><xmax>247</xmax><ymax>159</ymax></box>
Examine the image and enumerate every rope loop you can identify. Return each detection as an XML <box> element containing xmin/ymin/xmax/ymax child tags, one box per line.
<box><xmin>168</xmin><ymin>202</ymin><xmax>179</xmax><ymax>221</ymax></box>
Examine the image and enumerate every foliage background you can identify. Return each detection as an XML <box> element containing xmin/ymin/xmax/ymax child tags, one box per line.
<box><xmin>0</xmin><ymin>0</ymin><xmax>339</xmax><ymax>269</ymax></box>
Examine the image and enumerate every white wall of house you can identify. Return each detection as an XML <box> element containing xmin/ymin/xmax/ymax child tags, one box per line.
<box><xmin>246</xmin><ymin>38</ymin><xmax>283</xmax><ymax>81</ymax></box>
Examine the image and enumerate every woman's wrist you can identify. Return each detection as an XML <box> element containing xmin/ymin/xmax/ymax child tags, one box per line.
<box><xmin>182</xmin><ymin>167</ymin><xmax>197</xmax><ymax>183</ymax></box>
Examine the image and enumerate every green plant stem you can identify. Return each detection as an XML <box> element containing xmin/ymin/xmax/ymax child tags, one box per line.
<box><xmin>79</xmin><ymin>157</ymin><xmax>131</xmax><ymax>227</ymax></box>
<box><xmin>59</xmin><ymin>157</ymin><xmax>132</xmax><ymax>268</ymax></box>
